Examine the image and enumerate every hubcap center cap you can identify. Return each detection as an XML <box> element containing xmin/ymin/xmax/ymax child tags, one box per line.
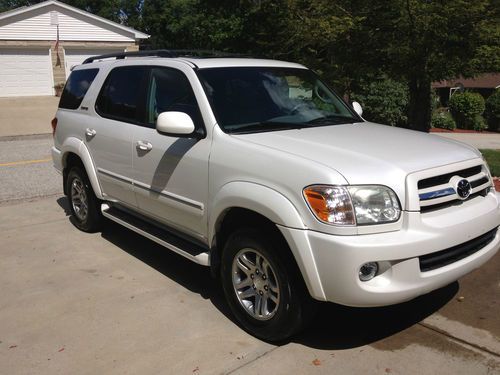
<box><xmin>253</xmin><ymin>276</ymin><xmax>266</xmax><ymax>291</ymax></box>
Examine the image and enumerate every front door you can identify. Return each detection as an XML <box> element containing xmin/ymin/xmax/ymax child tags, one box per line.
<box><xmin>132</xmin><ymin>66</ymin><xmax>210</xmax><ymax>241</ymax></box>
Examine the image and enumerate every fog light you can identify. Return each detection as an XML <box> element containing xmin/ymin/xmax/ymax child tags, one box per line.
<box><xmin>359</xmin><ymin>262</ymin><xmax>378</xmax><ymax>281</ymax></box>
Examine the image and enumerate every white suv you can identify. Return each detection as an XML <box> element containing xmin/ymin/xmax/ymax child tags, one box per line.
<box><xmin>51</xmin><ymin>50</ymin><xmax>500</xmax><ymax>341</ymax></box>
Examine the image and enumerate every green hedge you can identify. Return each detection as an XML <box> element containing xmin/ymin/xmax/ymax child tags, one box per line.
<box><xmin>351</xmin><ymin>79</ymin><xmax>408</xmax><ymax>127</ymax></box>
<box><xmin>485</xmin><ymin>90</ymin><xmax>500</xmax><ymax>131</ymax></box>
<box><xmin>448</xmin><ymin>92</ymin><xmax>485</xmax><ymax>130</ymax></box>
<box><xmin>431</xmin><ymin>110</ymin><xmax>456</xmax><ymax>130</ymax></box>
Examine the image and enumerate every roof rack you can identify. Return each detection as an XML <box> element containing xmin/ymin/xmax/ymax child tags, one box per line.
<box><xmin>82</xmin><ymin>49</ymin><xmax>247</xmax><ymax>64</ymax></box>
<box><xmin>82</xmin><ymin>49</ymin><xmax>174</xmax><ymax>64</ymax></box>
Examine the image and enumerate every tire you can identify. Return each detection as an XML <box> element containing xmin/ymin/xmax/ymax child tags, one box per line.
<box><xmin>220</xmin><ymin>227</ymin><xmax>315</xmax><ymax>341</ymax></box>
<box><xmin>66</xmin><ymin>166</ymin><xmax>103</xmax><ymax>233</ymax></box>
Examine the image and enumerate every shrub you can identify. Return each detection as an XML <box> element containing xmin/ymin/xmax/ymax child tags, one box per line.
<box><xmin>431</xmin><ymin>110</ymin><xmax>456</xmax><ymax>130</ymax></box>
<box><xmin>485</xmin><ymin>90</ymin><xmax>500</xmax><ymax>131</ymax></box>
<box><xmin>448</xmin><ymin>92</ymin><xmax>485</xmax><ymax>129</ymax></box>
<box><xmin>472</xmin><ymin>114</ymin><xmax>488</xmax><ymax>131</ymax></box>
<box><xmin>351</xmin><ymin>79</ymin><xmax>408</xmax><ymax>127</ymax></box>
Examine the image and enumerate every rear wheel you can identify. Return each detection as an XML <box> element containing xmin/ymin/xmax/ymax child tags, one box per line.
<box><xmin>66</xmin><ymin>166</ymin><xmax>103</xmax><ymax>232</ymax></box>
<box><xmin>221</xmin><ymin>228</ymin><xmax>315</xmax><ymax>341</ymax></box>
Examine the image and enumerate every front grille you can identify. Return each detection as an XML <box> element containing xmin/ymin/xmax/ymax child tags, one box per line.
<box><xmin>417</xmin><ymin>163</ymin><xmax>491</xmax><ymax>211</ymax></box>
<box><xmin>419</xmin><ymin>228</ymin><xmax>497</xmax><ymax>272</ymax></box>
<box><xmin>418</xmin><ymin>165</ymin><xmax>481</xmax><ymax>190</ymax></box>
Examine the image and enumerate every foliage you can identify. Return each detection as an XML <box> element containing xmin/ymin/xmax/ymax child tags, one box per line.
<box><xmin>485</xmin><ymin>90</ymin><xmax>500</xmax><ymax>131</ymax></box>
<box><xmin>431</xmin><ymin>110</ymin><xmax>456</xmax><ymax>131</ymax></box>
<box><xmin>351</xmin><ymin>79</ymin><xmax>408</xmax><ymax>127</ymax></box>
<box><xmin>480</xmin><ymin>149</ymin><xmax>500</xmax><ymax>177</ymax></box>
<box><xmin>1</xmin><ymin>0</ymin><xmax>499</xmax><ymax>134</ymax></box>
<box><xmin>448</xmin><ymin>92</ymin><xmax>486</xmax><ymax>129</ymax></box>
<box><xmin>472</xmin><ymin>114</ymin><xmax>488</xmax><ymax>131</ymax></box>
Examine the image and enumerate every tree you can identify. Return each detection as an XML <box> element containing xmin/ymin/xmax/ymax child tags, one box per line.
<box><xmin>377</xmin><ymin>0</ymin><xmax>499</xmax><ymax>131</ymax></box>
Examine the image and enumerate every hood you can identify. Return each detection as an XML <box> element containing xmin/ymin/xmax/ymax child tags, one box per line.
<box><xmin>232</xmin><ymin>122</ymin><xmax>481</xmax><ymax>202</ymax></box>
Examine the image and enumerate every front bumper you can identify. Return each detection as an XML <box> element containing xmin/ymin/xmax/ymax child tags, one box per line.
<box><xmin>279</xmin><ymin>192</ymin><xmax>500</xmax><ymax>307</ymax></box>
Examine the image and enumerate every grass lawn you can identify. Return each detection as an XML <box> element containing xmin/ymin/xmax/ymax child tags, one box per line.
<box><xmin>480</xmin><ymin>149</ymin><xmax>500</xmax><ymax>177</ymax></box>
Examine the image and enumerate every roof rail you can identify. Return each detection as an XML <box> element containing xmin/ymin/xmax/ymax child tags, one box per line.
<box><xmin>82</xmin><ymin>49</ymin><xmax>176</xmax><ymax>64</ymax></box>
<box><xmin>82</xmin><ymin>49</ymin><xmax>247</xmax><ymax>64</ymax></box>
<box><xmin>82</xmin><ymin>49</ymin><xmax>250</xmax><ymax>64</ymax></box>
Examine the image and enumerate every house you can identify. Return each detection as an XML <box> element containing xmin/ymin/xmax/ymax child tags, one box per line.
<box><xmin>0</xmin><ymin>0</ymin><xmax>149</xmax><ymax>97</ymax></box>
<box><xmin>433</xmin><ymin>73</ymin><xmax>500</xmax><ymax>106</ymax></box>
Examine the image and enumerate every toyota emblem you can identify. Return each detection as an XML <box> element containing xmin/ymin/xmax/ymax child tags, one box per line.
<box><xmin>456</xmin><ymin>179</ymin><xmax>471</xmax><ymax>199</ymax></box>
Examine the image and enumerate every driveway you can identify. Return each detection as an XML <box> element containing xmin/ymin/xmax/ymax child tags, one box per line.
<box><xmin>0</xmin><ymin>96</ymin><xmax>59</xmax><ymax>137</ymax></box>
<box><xmin>434</xmin><ymin>132</ymin><xmax>500</xmax><ymax>149</ymax></box>
<box><xmin>0</xmin><ymin>197</ymin><xmax>498</xmax><ymax>374</ymax></box>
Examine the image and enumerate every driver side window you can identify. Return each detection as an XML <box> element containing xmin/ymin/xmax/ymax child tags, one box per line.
<box><xmin>146</xmin><ymin>67</ymin><xmax>204</xmax><ymax>130</ymax></box>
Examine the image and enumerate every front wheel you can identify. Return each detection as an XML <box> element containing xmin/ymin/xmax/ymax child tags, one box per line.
<box><xmin>220</xmin><ymin>228</ymin><xmax>315</xmax><ymax>341</ymax></box>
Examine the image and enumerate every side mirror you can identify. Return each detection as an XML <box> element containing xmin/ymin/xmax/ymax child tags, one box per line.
<box><xmin>156</xmin><ymin>111</ymin><xmax>195</xmax><ymax>136</ymax></box>
<box><xmin>352</xmin><ymin>101</ymin><xmax>363</xmax><ymax>117</ymax></box>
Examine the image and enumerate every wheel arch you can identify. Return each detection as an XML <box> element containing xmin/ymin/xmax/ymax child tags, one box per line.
<box><xmin>209</xmin><ymin>182</ymin><xmax>325</xmax><ymax>300</ymax></box>
<box><xmin>60</xmin><ymin>137</ymin><xmax>103</xmax><ymax>199</ymax></box>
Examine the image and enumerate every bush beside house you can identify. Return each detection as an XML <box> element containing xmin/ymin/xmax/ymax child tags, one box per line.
<box><xmin>448</xmin><ymin>92</ymin><xmax>486</xmax><ymax>130</ymax></box>
<box><xmin>485</xmin><ymin>90</ymin><xmax>500</xmax><ymax>131</ymax></box>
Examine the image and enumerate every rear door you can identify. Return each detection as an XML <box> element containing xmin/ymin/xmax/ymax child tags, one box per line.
<box><xmin>86</xmin><ymin>65</ymin><xmax>148</xmax><ymax>206</ymax></box>
<box><xmin>131</xmin><ymin>66</ymin><xmax>210</xmax><ymax>240</ymax></box>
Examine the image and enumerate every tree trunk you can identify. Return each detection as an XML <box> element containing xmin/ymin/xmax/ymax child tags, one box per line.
<box><xmin>408</xmin><ymin>76</ymin><xmax>432</xmax><ymax>132</ymax></box>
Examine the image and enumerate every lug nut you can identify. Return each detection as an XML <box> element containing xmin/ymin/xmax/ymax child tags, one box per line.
<box><xmin>259</xmin><ymin>291</ymin><xmax>263</xmax><ymax>295</ymax></box>
<box><xmin>250</xmin><ymin>274</ymin><xmax>254</xmax><ymax>279</ymax></box>
<box><xmin>264</xmin><ymin>285</ymin><xmax>268</xmax><ymax>291</ymax></box>
<box><xmin>255</xmin><ymin>270</ymin><xmax>259</xmax><ymax>275</ymax></box>
<box><xmin>262</xmin><ymin>275</ymin><xmax>266</xmax><ymax>280</ymax></box>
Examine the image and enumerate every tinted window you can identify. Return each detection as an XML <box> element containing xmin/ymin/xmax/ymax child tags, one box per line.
<box><xmin>198</xmin><ymin>67</ymin><xmax>359</xmax><ymax>133</ymax></box>
<box><xmin>59</xmin><ymin>68</ymin><xmax>98</xmax><ymax>110</ymax></box>
<box><xmin>146</xmin><ymin>67</ymin><xmax>203</xmax><ymax>129</ymax></box>
<box><xmin>96</xmin><ymin>66</ymin><xmax>147</xmax><ymax>123</ymax></box>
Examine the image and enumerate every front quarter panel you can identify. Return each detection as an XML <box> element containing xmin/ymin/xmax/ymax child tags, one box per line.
<box><xmin>209</xmin><ymin>181</ymin><xmax>326</xmax><ymax>299</ymax></box>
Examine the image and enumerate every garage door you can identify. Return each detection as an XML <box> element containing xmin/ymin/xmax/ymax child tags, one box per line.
<box><xmin>64</xmin><ymin>48</ymin><xmax>125</xmax><ymax>78</ymax></box>
<box><xmin>0</xmin><ymin>48</ymin><xmax>53</xmax><ymax>97</ymax></box>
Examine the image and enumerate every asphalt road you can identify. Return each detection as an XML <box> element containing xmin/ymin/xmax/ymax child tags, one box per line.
<box><xmin>0</xmin><ymin>134</ymin><xmax>61</xmax><ymax>203</ymax></box>
<box><xmin>0</xmin><ymin>134</ymin><xmax>499</xmax><ymax>374</ymax></box>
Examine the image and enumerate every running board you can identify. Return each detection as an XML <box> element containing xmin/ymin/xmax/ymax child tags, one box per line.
<box><xmin>101</xmin><ymin>203</ymin><xmax>210</xmax><ymax>266</ymax></box>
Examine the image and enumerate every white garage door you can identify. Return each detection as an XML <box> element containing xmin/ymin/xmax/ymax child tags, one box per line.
<box><xmin>0</xmin><ymin>48</ymin><xmax>53</xmax><ymax>97</ymax></box>
<box><xmin>64</xmin><ymin>48</ymin><xmax>125</xmax><ymax>78</ymax></box>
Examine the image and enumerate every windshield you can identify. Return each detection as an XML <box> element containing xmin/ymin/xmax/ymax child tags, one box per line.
<box><xmin>197</xmin><ymin>67</ymin><xmax>360</xmax><ymax>134</ymax></box>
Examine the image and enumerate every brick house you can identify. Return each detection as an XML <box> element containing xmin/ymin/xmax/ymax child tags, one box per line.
<box><xmin>0</xmin><ymin>0</ymin><xmax>149</xmax><ymax>97</ymax></box>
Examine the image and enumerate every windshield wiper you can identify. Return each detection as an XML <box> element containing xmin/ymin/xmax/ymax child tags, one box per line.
<box><xmin>307</xmin><ymin>115</ymin><xmax>355</xmax><ymax>125</ymax></box>
<box><xmin>228</xmin><ymin>121</ymin><xmax>308</xmax><ymax>134</ymax></box>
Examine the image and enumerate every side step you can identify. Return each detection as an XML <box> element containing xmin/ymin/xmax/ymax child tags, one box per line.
<box><xmin>101</xmin><ymin>203</ymin><xmax>210</xmax><ymax>266</ymax></box>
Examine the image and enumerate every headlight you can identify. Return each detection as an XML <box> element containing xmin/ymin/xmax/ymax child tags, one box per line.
<box><xmin>303</xmin><ymin>185</ymin><xmax>401</xmax><ymax>226</ymax></box>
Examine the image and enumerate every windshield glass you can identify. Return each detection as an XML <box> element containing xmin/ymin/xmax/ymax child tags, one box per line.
<box><xmin>197</xmin><ymin>67</ymin><xmax>360</xmax><ymax>134</ymax></box>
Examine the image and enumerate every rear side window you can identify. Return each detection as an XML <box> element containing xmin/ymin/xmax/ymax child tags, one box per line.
<box><xmin>95</xmin><ymin>66</ymin><xmax>148</xmax><ymax>124</ymax></box>
<box><xmin>59</xmin><ymin>68</ymin><xmax>99</xmax><ymax>110</ymax></box>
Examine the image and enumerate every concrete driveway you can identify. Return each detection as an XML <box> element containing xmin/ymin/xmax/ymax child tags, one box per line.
<box><xmin>0</xmin><ymin>196</ymin><xmax>499</xmax><ymax>374</ymax></box>
<box><xmin>434</xmin><ymin>132</ymin><xmax>500</xmax><ymax>149</ymax></box>
<box><xmin>0</xmin><ymin>96</ymin><xmax>59</xmax><ymax>137</ymax></box>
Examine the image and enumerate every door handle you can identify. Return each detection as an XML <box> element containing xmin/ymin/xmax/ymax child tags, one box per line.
<box><xmin>136</xmin><ymin>140</ymin><xmax>153</xmax><ymax>152</ymax></box>
<box><xmin>85</xmin><ymin>128</ymin><xmax>96</xmax><ymax>137</ymax></box>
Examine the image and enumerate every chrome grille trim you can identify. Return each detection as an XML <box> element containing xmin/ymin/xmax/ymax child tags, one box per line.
<box><xmin>405</xmin><ymin>158</ymin><xmax>492</xmax><ymax>212</ymax></box>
